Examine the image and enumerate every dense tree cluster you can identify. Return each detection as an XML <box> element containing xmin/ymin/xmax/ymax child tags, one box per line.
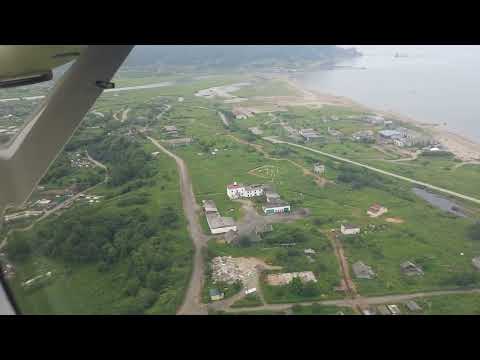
<box><xmin>336</xmin><ymin>164</ymin><xmax>392</xmax><ymax>190</ymax></box>
<box><xmin>88</xmin><ymin>135</ymin><xmax>157</xmax><ymax>187</ymax></box>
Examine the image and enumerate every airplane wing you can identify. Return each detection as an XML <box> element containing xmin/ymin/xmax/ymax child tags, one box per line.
<box><xmin>0</xmin><ymin>45</ymin><xmax>134</xmax><ymax>314</ymax></box>
<box><xmin>0</xmin><ymin>45</ymin><xmax>88</xmax><ymax>88</ymax></box>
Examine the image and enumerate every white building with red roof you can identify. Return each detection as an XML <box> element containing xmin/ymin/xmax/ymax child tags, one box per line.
<box><xmin>226</xmin><ymin>181</ymin><xmax>264</xmax><ymax>200</ymax></box>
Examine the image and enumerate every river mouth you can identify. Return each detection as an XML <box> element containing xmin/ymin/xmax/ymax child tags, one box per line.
<box><xmin>412</xmin><ymin>187</ymin><xmax>468</xmax><ymax>218</ymax></box>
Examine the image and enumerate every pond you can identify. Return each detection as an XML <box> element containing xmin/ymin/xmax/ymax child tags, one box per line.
<box><xmin>412</xmin><ymin>187</ymin><xmax>467</xmax><ymax>217</ymax></box>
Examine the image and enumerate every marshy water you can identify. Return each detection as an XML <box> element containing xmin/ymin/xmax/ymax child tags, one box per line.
<box><xmin>412</xmin><ymin>187</ymin><xmax>467</xmax><ymax>217</ymax></box>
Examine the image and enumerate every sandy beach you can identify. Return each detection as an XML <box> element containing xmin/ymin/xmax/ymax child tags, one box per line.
<box><xmin>282</xmin><ymin>76</ymin><xmax>480</xmax><ymax>162</ymax></box>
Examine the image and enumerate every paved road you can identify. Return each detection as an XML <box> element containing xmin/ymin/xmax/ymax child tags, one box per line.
<box><xmin>224</xmin><ymin>288</ymin><xmax>480</xmax><ymax>313</ymax></box>
<box><xmin>264</xmin><ymin>137</ymin><xmax>480</xmax><ymax>205</ymax></box>
<box><xmin>0</xmin><ymin>82</ymin><xmax>173</xmax><ymax>103</ymax></box>
<box><xmin>147</xmin><ymin>137</ymin><xmax>208</xmax><ymax>315</ymax></box>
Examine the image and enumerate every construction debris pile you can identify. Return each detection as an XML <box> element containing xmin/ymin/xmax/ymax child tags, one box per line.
<box><xmin>211</xmin><ymin>256</ymin><xmax>256</xmax><ymax>285</ymax></box>
<box><xmin>266</xmin><ymin>271</ymin><xmax>317</xmax><ymax>286</ymax></box>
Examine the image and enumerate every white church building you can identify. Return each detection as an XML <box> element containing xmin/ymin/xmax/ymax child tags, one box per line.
<box><xmin>227</xmin><ymin>182</ymin><xmax>264</xmax><ymax>200</ymax></box>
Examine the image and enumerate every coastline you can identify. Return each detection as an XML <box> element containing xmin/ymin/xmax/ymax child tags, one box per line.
<box><xmin>282</xmin><ymin>75</ymin><xmax>480</xmax><ymax>162</ymax></box>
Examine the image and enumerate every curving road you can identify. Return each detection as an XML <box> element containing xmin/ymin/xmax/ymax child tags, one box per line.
<box><xmin>263</xmin><ymin>137</ymin><xmax>480</xmax><ymax>205</ymax></box>
<box><xmin>147</xmin><ymin>137</ymin><xmax>208</xmax><ymax>315</ymax></box>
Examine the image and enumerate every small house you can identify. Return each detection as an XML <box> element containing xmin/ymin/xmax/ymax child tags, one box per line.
<box><xmin>352</xmin><ymin>261</ymin><xmax>375</xmax><ymax>279</ymax></box>
<box><xmin>367</xmin><ymin>203</ymin><xmax>388</xmax><ymax>218</ymax></box>
<box><xmin>313</xmin><ymin>163</ymin><xmax>325</xmax><ymax>175</ymax></box>
<box><xmin>205</xmin><ymin>213</ymin><xmax>237</xmax><ymax>235</ymax></box>
<box><xmin>202</xmin><ymin>200</ymin><xmax>218</xmax><ymax>213</ymax></box>
<box><xmin>405</xmin><ymin>300</ymin><xmax>422</xmax><ymax>312</ymax></box>
<box><xmin>263</xmin><ymin>200</ymin><xmax>291</xmax><ymax>215</ymax></box>
<box><xmin>304</xmin><ymin>248</ymin><xmax>316</xmax><ymax>255</ymax></box>
<box><xmin>340</xmin><ymin>223</ymin><xmax>360</xmax><ymax>235</ymax></box>
<box><xmin>387</xmin><ymin>304</ymin><xmax>401</xmax><ymax>315</ymax></box>
<box><xmin>299</xmin><ymin>128</ymin><xmax>321</xmax><ymax>141</ymax></box>
<box><xmin>472</xmin><ymin>256</ymin><xmax>480</xmax><ymax>271</ymax></box>
<box><xmin>400</xmin><ymin>261</ymin><xmax>424</xmax><ymax>276</ymax></box>
<box><xmin>164</xmin><ymin>137</ymin><xmax>192</xmax><ymax>147</ymax></box>
<box><xmin>209</xmin><ymin>288</ymin><xmax>224</xmax><ymax>301</ymax></box>
<box><xmin>377</xmin><ymin>305</ymin><xmax>391</xmax><ymax>315</ymax></box>
<box><xmin>255</xmin><ymin>224</ymin><xmax>273</xmax><ymax>237</ymax></box>
<box><xmin>223</xmin><ymin>230</ymin><xmax>238</xmax><ymax>244</ymax></box>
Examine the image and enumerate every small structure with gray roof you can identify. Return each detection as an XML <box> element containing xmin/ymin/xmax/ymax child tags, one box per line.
<box><xmin>352</xmin><ymin>261</ymin><xmax>375</xmax><ymax>279</ymax></box>
<box><xmin>472</xmin><ymin>256</ymin><xmax>480</xmax><ymax>271</ymax></box>
<box><xmin>400</xmin><ymin>261</ymin><xmax>424</xmax><ymax>276</ymax></box>
<box><xmin>405</xmin><ymin>300</ymin><xmax>422</xmax><ymax>312</ymax></box>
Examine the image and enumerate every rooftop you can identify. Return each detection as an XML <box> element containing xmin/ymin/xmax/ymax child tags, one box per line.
<box><xmin>202</xmin><ymin>200</ymin><xmax>218</xmax><ymax>213</ymax></box>
<box><xmin>263</xmin><ymin>199</ymin><xmax>289</xmax><ymax>208</ymax></box>
<box><xmin>227</xmin><ymin>182</ymin><xmax>244</xmax><ymax>189</ymax></box>
<box><xmin>379</xmin><ymin>130</ymin><xmax>401</xmax><ymax>138</ymax></box>
<box><xmin>342</xmin><ymin>223</ymin><xmax>360</xmax><ymax>230</ymax></box>
<box><xmin>206</xmin><ymin>213</ymin><xmax>235</xmax><ymax>229</ymax></box>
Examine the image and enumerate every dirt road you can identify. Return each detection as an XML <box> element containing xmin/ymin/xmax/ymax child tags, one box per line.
<box><xmin>264</xmin><ymin>137</ymin><xmax>480</xmax><ymax>205</ymax></box>
<box><xmin>147</xmin><ymin>137</ymin><xmax>208</xmax><ymax>315</ymax></box>
<box><xmin>218</xmin><ymin>111</ymin><xmax>230</xmax><ymax>128</ymax></box>
<box><xmin>0</xmin><ymin>154</ymin><xmax>109</xmax><ymax>251</ymax></box>
<box><xmin>223</xmin><ymin>288</ymin><xmax>480</xmax><ymax>314</ymax></box>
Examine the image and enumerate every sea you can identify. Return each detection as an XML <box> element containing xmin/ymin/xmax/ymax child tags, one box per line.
<box><xmin>298</xmin><ymin>45</ymin><xmax>480</xmax><ymax>143</ymax></box>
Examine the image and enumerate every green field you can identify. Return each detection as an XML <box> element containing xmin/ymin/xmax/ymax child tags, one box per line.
<box><xmin>3</xmin><ymin>71</ymin><xmax>480</xmax><ymax>315</ymax></box>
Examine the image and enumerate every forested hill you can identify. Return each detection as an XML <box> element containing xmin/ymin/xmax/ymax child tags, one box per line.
<box><xmin>124</xmin><ymin>45</ymin><xmax>360</xmax><ymax>67</ymax></box>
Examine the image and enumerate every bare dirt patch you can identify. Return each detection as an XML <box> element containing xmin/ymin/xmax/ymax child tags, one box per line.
<box><xmin>385</xmin><ymin>217</ymin><xmax>405</xmax><ymax>224</ymax></box>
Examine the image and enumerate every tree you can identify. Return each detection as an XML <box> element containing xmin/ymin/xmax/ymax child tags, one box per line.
<box><xmin>146</xmin><ymin>271</ymin><xmax>167</xmax><ymax>291</ymax></box>
<box><xmin>289</xmin><ymin>277</ymin><xmax>304</xmax><ymax>295</ymax></box>
<box><xmin>124</xmin><ymin>278</ymin><xmax>141</xmax><ymax>296</ymax></box>
<box><xmin>7</xmin><ymin>234</ymin><xmax>31</xmax><ymax>260</ymax></box>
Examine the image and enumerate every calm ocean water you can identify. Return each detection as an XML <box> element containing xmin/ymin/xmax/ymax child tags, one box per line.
<box><xmin>298</xmin><ymin>45</ymin><xmax>480</xmax><ymax>143</ymax></box>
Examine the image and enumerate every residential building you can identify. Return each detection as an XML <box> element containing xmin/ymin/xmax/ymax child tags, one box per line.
<box><xmin>362</xmin><ymin>308</ymin><xmax>377</xmax><ymax>315</ymax></box>
<box><xmin>341</xmin><ymin>223</ymin><xmax>360</xmax><ymax>235</ymax></box>
<box><xmin>205</xmin><ymin>212</ymin><xmax>237</xmax><ymax>235</ymax></box>
<box><xmin>255</xmin><ymin>224</ymin><xmax>273</xmax><ymax>237</ymax></box>
<box><xmin>262</xmin><ymin>200</ymin><xmax>291</xmax><ymax>215</ymax></box>
<box><xmin>164</xmin><ymin>137</ymin><xmax>192</xmax><ymax>147</ymax></box>
<box><xmin>299</xmin><ymin>128</ymin><xmax>321</xmax><ymax>141</ymax></box>
<box><xmin>164</xmin><ymin>125</ymin><xmax>177</xmax><ymax>132</ymax></box>
<box><xmin>367</xmin><ymin>203</ymin><xmax>388</xmax><ymax>218</ymax></box>
<box><xmin>405</xmin><ymin>300</ymin><xmax>422</xmax><ymax>312</ymax></box>
<box><xmin>379</xmin><ymin>130</ymin><xmax>401</xmax><ymax>139</ymax></box>
<box><xmin>203</xmin><ymin>199</ymin><xmax>237</xmax><ymax>235</ymax></box>
<box><xmin>313</xmin><ymin>163</ymin><xmax>325</xmax><ymax>175</ymax></box>
<box><xmin>248</xmin><ymin>127</ymin><xmax>263</xmax><ymax>135</ymax></box>
<box><xmin>352</xmin><ymin>261</ymin><xmax>375</xmax><ymax>279</ymax></box>
<box><xmin>387</xmin><ymin>304</ymin><xmax>401</xmax><ymax>315</ymax></box>
<box><xmin>304</xmin><ymin>248</ymin><xmax>316</xmax><ymax>255</ymax></box>
<box><xmin>202</xmin><ymin>200</ymin><xmax>218</xmax><ymax>213</ymax></box>
<box><xmin>352</xmin><ymin>130</ymin><xmax>375</xmax><ymax>142</ymax></box>
<box><xmin>327</xmin><ymin>127</ymin><xmax>342</xmax><ymax>137</ymax></box>
<box><xmin>472</xmin><ymin>256</ymin><xmax>480</xmax><ymax>271</ymax></box>
<box><xmin>377</xmin><ymin>305</ymin><xmax>391</xmax><ymax>315</ymax></box>
<box><xmin>400</xmin><ymin>261</ymin><xmax>424</xmax><ymax>276</ymax></box>
<box><xmin>365</xmin><ymin>115</ymin><xmax>385</xmax><ymax>124</ymax></box>
<box><xmin>209</xmin><ymin>288</ymin><xmax>224</xmax><ymax>301</ymax></box>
